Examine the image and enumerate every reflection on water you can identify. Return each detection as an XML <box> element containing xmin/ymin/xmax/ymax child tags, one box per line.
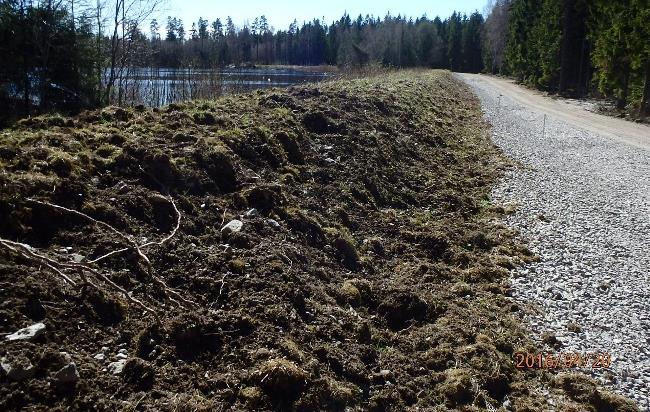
<box><xmin>113</xmin><ymin>67</ymin><xmax>330</xmax><ymax>107</ymax></box>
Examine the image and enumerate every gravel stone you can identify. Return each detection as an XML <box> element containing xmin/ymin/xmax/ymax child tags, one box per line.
<box><xmin>1</xmin><ymin>357</ymin><xmax>35</xmax><ymax>381</ymax></box>
<box><xmin>107</xmin><ymin>359</ymin><xmax>127</xmax><ymax>375</ymax></box>
<box><xmin>462</xmin><ymin>74</ymin><xmax>650</xmax><ymax>410</ymax></box>
<box><xmin>266</xmin><ymin>218</ymin><xmax>280</xmax><ymax>228</ymax></box>
<box><xmin>245</xmin><ymin>208</ymin><xmax>260</xmax><ymax>217</ymax></box>
<box><xmin>5</xmin><ymin>322</ymin><xmax>46</xmax><ymax>341</ymax></box>
<box><xmin>53</xmin><ymin>363</ymin><xmax>79</xmax><ymax>384</ymax></box>
<box><xmin>221</xmin><ymin>219</ymin><xmax>243</xmax><ymax>235</ymax></box>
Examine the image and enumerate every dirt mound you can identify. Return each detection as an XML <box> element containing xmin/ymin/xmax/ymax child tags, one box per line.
<box><xmin>0</xmin><ymin>71</ymin><xmax>634</xmax><ymax>410</ymax></box>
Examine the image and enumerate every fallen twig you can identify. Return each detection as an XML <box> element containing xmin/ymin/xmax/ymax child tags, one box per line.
<box><xmin>220</xmin><ymin>207</ymin><xmax>228</xmax><ymax>227</ymax></box>
<box><xmin>0</xmin><ymin>195</ymin><xmax>197</xmax><ymax>319</ymax></box>
<box><xmin>27</xmin><ymin>197</ymin><xmax>196</xmax><ymax>309</ymax></box>
<box><xmin>0</xmin><ymin>237</ymin><xmax>158</xmax><ymax>320</ymax></box>
<box><xmin>0</xmin><ymin>239</ymin><xmax>77</xmax><ymax>286</ymax></box>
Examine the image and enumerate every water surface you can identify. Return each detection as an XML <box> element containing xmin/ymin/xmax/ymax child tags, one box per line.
<box><xmin>113</xmin><ymin>67</ymin><xmax>330</xmax><ymax>107</ymax></box>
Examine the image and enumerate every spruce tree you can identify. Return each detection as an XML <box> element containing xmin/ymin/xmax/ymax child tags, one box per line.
<box><xmin>447</xmin><ymin>12</ymin><xmax>463</xmax><ymax>71</ymax></box>
<box><xmin>505</xmin><ymin>0</ymin><xmax>540</xmax><ymax>82</ymax></box>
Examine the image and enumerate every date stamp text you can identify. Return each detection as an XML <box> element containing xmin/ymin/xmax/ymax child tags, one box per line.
<box><xmin>514</xmin><ymin>352</ymin><xmax>612</xmax><ymax>370</ymax></box>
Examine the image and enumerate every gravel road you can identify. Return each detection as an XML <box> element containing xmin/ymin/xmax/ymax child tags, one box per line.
<box><xmin>459</xmin><ymin>73</ymin><xmax>650</xmax><ymax>410</ymax></box>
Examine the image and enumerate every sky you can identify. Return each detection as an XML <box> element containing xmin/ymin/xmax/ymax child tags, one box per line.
<box><xmin>154</xmin><ymin>0</ymin><xmax>489</xmax><ymax>31</ymax></box>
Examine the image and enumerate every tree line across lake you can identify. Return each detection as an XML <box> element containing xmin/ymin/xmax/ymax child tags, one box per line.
<box><xmin>150</xmin><ymin>12</ymin><xmax>485</xmax><ymax>73</ymax></box>
<box><xmin>1</xmin><ymin>0</ymin><xmax>648</xmax><ymax>123</ymax></box>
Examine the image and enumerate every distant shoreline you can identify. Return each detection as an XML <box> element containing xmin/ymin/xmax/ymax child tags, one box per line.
<box><xmin>246</xmin><ymin>64</ymin><xmax>339</xmax><ymax>73</ymax></box>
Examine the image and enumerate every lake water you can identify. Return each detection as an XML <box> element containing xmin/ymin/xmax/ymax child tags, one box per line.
<box><xmin>112</xmin><ymin>67</ymin><xmax>331</xmax><ymax>107</ymax></box>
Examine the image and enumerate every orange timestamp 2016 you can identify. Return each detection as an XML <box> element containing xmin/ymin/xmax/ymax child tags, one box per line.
<box><xmin>514</xmin><ymin>352</ymin><xmax>612</xmax><ymax>370</ymax></box>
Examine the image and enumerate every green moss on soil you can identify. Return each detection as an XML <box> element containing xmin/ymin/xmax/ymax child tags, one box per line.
<box><xmin>0</xmin><ymin>70</ymin><xmax>635</xmax><ymax>411</ymax></box>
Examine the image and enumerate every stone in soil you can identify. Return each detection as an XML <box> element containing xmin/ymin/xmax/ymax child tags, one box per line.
<box><xmin>5</xmin><ymin>322</ymin><xmax>46</xmax><ymax>341</ymax></box>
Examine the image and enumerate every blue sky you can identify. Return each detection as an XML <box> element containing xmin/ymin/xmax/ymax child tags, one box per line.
<box><xmin>155</xmin><ymin>0</ymin><xmax>489</xmax><ymax>31</ymax></box>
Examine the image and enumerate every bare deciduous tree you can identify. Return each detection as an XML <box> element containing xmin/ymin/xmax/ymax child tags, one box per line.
<box><xmin>483</xmin><ymin>0</ymin><xmax>511</xmax><ymax>74</ymax></box>
<box><xmin>101</xmin><ymin>0</ymin><xmax>164</xmax><ymax>104</ymax></box>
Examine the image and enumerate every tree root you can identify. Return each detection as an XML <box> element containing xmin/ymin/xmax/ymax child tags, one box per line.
<box><xmin>0</xmin><ymin>194</ymin><xmax>196</xmax><ymax>322</ymax></box>
<box><xmin>0</xmin><ymin>238</ymin><xmax>158</xmax><ymax>320</ymax></box>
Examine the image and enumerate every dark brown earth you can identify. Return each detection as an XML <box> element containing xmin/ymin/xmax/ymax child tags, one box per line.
<box><xmin>0</xmin><ymin>70</ymin><xmax>637</xmax><ymax>411</ymax></box>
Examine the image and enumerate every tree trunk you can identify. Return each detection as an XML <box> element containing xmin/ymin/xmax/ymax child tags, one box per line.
<box><xmin>558</xmin><ymin>0</ymin><xmax>570</xmax><ymax>94</ymax></box>
<box><xmin>23</xmin><ymin>72</ymin><xmax>30</xmax><ymax>114</ymax></box>
<box><xmin>576</xmin><ymin>39</ymin><xmax>586</xmax><ymax>96</ymax></box>
<box><xmin>20</xmin><ymin>1</ymin><xmax>30</xmax><ymax>114</ymax></box>
<box><xmin>104</xmin><ymin>0</ymin><xmax>122</xmax><ymax>104</ymax></box>
<box><xmin>617</xmin><ymin>67</ymin><xmax>630</xmax><ymax>110</ymax></box>
<box><xmin>640</xmin><ymin>61</ymin><xmax>650</xmax><ymax>117</ymax></box>
<box><xmin>96</xmin><ymin>1</ymin><xmax>103</xmax><ymax>105</ymax></box>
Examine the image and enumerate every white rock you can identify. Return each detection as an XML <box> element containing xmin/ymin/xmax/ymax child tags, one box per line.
<box><xmin>107</xmin><ymin>359</ymin><xmax>127</xmax><ymax>375</ymax></box>
<box><xmin>5</xmin><ymin>322</ymin><xmax>46</xmax><ymax>341</ymax></box>
<box><xmin>94</xmin><ymin>353</ymin><xmax>106</xmax><ymax>361</ymax></box>
<box><xmin>221</xmin><ymin>219</ymin><xmax>243</xmax><ymax>235</ymax></box>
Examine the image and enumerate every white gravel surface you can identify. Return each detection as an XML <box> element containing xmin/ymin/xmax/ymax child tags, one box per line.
<box><xmin>459</xmin><ymin>74</ymin><xmax>650</xmax><ymax>410</ymax></box>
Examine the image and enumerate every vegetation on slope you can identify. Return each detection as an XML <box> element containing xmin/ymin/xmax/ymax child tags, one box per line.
<box><xmin>0</xmin><ymin>71</ymin><xmax>635</xmax><ymax>410</ymax></box>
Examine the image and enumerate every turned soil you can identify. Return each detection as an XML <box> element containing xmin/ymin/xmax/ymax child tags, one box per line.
<box><xmin>0</xmin><ymin>71</ymin><xmax>636</xmax><ymax>411</ymax></box>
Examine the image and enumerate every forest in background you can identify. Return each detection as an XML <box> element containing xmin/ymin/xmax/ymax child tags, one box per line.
<box><xmin>483</xmin><ymin>0</ymin><xmax>649</xmax><ymax>115</ymax></box>
<box><xmin>0</xmin><ymin>0</ymin><xmax>648</xmax><ymax>122</ymax></box>
<box><xmin>146</xmin><ymin>12</ymin><xmax>484</xmax><ymax>73</ymax></box>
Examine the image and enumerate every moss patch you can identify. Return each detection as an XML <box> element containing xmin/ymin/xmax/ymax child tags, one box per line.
<box><xmin>0</xmin><ymin>70</ymin><xmax>629</xmax><ymax>411</ymax></box>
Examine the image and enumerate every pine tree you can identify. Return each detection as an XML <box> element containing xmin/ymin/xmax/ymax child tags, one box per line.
<box><xmin>461</xmin><ymin>12</ymin><xmax>484</xmax><ymax>73</ymax></box>
<box><xmin>226</xmin><ymin>17</ymin><xmax>236</xmax><ymax>37</ymax></box>
<box><xmin>591</xmin><ymin>1</ymin><xmax>634</xmax><ymax>108</ymax></box>
<box><xmin>166</xmin><ymin>17</ymin><xmax>177</xmax><ymax>41</ymax></box>
<box><xmin>447</xmin><ymin>12</ymin><xmax>463</xmax><ymax>71</ymax></box>
<box><xmin>416</xmin><ymin>21</ymin><xmax>436</xmax><ymax>67</ymax></box>
<box><xmin>432</xmin><ymin>17</ymin><xmax>448</xmax><ymax>68</ymax></box>
<box><xmin>592</xmin><ymin>0</ymin><xmax>650</xmax><ymax>111</ymax></box>
<box><xmin>505</xmin><ymin>0</ymin><xmax>540</xmax><ymax>82</ymax></box>
<box><xmin>531</xmin><ymin>0</ymin><xmax>561</xmax><ymax>89</ymax></box>
<box><xmin>211</xmin><ymin>19</ymin><xmax>223</xmax><ymax>39</ymax></box>
<box><xmin>198</xmin><ymin>18</ymin><xmax>209</xmax><ymax>40</ymax></box>
<box><xmin>630</xmin><ymin>0</ymin><xmax>650</xmax><ymax>115</ymax></box>
<box><xmin>150</xmin><ymin>19</ymin><xmax>160</xmax><ymax>41</ymax></box>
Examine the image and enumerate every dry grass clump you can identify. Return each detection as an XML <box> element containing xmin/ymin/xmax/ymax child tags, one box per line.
<box><xmin>257</xmin><ymin>358</ymin><xmax>309</xmax><ymax>401</ymax></box>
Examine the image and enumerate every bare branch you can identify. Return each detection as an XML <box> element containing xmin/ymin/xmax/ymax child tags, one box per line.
<box><xmin>0</xmin><ymin>237</ymin><xmax>158</xmax><ymax>319</ymax></box>
<box><xmin>26</xmin><ymin>196</ymin><xmax>196</xmax><ymax>309</ymax></box>
<box><xmin>0</xmin><ymin>239</ymin><xmax>77</xmax><ymax>286</ymax></box>
<box><xmin>140</xmin><ymin>194</ymin><xmax>181</xmax><ymax>248</ymax></box>
<box><xmin>28</xmin><ymin>198</ymin><xmax>136</xmax><ymax>246</ymax></box>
